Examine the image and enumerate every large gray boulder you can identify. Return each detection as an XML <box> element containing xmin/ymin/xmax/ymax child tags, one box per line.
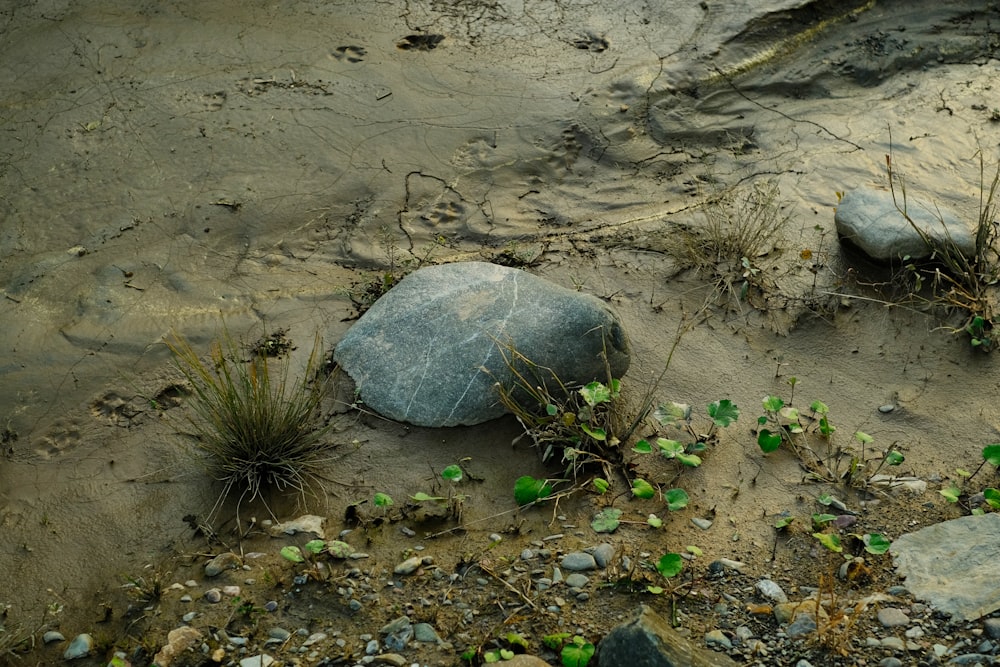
<box><xmin>333</xmin><ymin>262</ymin><xmax>630</xmax><ymax>427</ymax></box>
<box><xmin>890</xmin><ymin>513</ymin><xmax>1000</xmax><ymax>621</ymax></box>
<box><xmin>596</xmin><ymin>605</ymin><xmax>738</xmax><ymax>667</ymax></box>
<box><xmin>835</xmin><ymin>186</ymin><xmax>975</xmax><ymax>262</ymax></box>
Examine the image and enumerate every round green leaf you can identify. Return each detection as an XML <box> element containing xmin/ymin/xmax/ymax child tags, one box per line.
<box><xmin>580</xmin><ymin>423</ymin><xmax>607</xmax><ymax>441</ymax></box>
<box><xmin>592</xmin><ymin>477</ymin><xmax>610</xmax><ymax>494</ymax></box>
<box><xmin>809</xmin><ymin>400</ymin><xmax>829</xmax><ymax>415</ymax></box>
<box><xmin>984</xmin><ymin>487</ymin><xmax>1000</xmax><ymax>509</ymax></box>
<box><xmin>656</xmin><ymin>553</ymin><xmax>683</xmax><ymax>578</ymax></box>
<box><xmin>862</xmin><ymin>533</ymin><xmax>891</xmax><ymax>555</ymax></box>
<box><xmin>632</xmin><ymin>440</ymin><xmax>653</xmax><ymax>454</ymax></box>
<box><xmin>514</xmin><ymin>475</ymin><xmax>553</xmax><ymax>506</ymax></box>
<box><xmin>441</xmin><ymin>464</ymin><xmax>463</xmax><ymax>482</ymax></box>
<box><xmin>578</xmin><ymin>381</ymin><xmax>611</xmax><ymax>407</ymax></box>
<box><xmin>280</xmin><ymin>546</ymin><xmax>304</xmax><ymax>563</ymax></box>
<box><xmin>591</xmin><ymin>508</ymin><xmax>622</xmax><ymax>533</ymax></box>
<box><xmin>373</xmin><ymin>492</ymin><xmax>394</xmax><ymax>507</ymax></box>
<box><xmin>647</xmin><ymin>514</ymin><xmax>663</xmax><ymax>528</ymax></box>
<box><xmin>303</xmin><ymin>539</ymin><xmax>326</xmax><ymax>554</ymax></box>
<box><xmin>812</xmin><ymin>532</ymin><xmax>842</xmax><ymax>553</ymax></box>
<box><xmin>631</xmin><ymin>478</ymin><xmax>655</xmax><ymax>499</ymax></box>
<box><xmin>940</xmin><ymin>482</ymin><xmax>961</xmax><ymax>503</ymax></box>
<box><xmin>984</xmin><ymin>444</ymin><xmax>1000</xmax><ymax>467</ymax></box>
<box><xmin>757</xmin><ymin>429</ymin><xmax>782</xmax><ymax>453</ymax></box>
<box><xmin>665</xmin><ymin>488</ymin><xmax>689</xmax><ymax>511</ymax></box>
<box><xmin>762</xmin><ymin>395</ymin><xmax>784</xmax><ymax>412</ymax></box>
<box><xmin>707</xmin><ymin>399</ymin><xmax>740</xmax><ymax>427</ymax></box>
<box><xmin>561</xmin><ymin>639</ymin><xmax>595</xmax><ymax>667</ymax></box>
<box><xmin>326</xmin><ymin>540</ymin><xmax>353</xmax><ymax>559</ymax></box>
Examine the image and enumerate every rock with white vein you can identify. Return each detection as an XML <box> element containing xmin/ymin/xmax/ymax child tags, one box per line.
<box><xmin>333</xmin><ymin>262</ymin><xmax>630</xmax><ymax>427</ymax></box>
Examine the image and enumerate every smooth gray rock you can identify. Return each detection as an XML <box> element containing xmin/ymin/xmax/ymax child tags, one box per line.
<box><xmin>597</xmin><ymin>605</ymin><xmax>738</xmax><ymax>667</ymax></box>
<box><xmin>835</xmin><ymin>186</ymin><xmax>975</xmax><ymax>262</ymax></box>
<box><xmin>63</xmin><ymin>633</ymin><xmax>94</xmax><ymax>660</ymax></box>
<box><xmin>334</xmin><ymin>262</ymin><xmax>630</xmax><ymax>427</ymax></box>
<box><xmin>561</xmin><ymin>552</ymin><xmax>597</xmax><ymax>571</ymax></box>
<box><xmin>890</xmin><ymin>513</ymin><xmax>1000</xmax><ymax>620</ymax></box>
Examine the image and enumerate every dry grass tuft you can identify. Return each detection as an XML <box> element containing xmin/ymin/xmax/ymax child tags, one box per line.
<box><xmin>166</xmin><ymin>329</ymin><xmax>335</xmax><ymax>513</ymax></box>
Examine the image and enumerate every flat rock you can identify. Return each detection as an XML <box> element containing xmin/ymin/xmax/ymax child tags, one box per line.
<box><xmin>333</xmin><ymin>262</ymin><xmax>630</xmax><ymax>427</ymax></box>
<box><xmin>835</xmin><ymin>186</ymin><xmax>974</xmax><ymax>262</ymax></box>
<box><xmin>890</xmin><ymin>513</ymin><xmax>1000</xmax><ymax>620</ymax></box>
<box><xmin>597</xmin><ymin>604</ymin><xmax>738</xmax><ymax>667</ymax></box>
<box><xmin>153</xmin><ymin>627</ymin><xmax>203</xmax><ymax>667</ymax></box>
<box><xmin>268</xmin><ymin>514</ymin><xmax>326</xmax><ymax>539</ymax></box>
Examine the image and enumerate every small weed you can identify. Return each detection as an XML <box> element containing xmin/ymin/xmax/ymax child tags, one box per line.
<box><xmin>495</xmin><ymin>344</ymin><xmax>624</xmax><ymax>479</ymax></box>
<box><xmin>754</xmin><ymin>381</ymin><xmax>904</xmax><ymax>489</ymax></box>
<box><xmin>886</xmin><ymin>144</ymin><xmax>1000</xmax><ymax>350</ymax></box>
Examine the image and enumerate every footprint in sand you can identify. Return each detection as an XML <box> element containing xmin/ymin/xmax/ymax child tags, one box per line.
<box><xmin>396</xmin><ymin>34</ymin><xmax>444</xmax><ymax>51</ymax></box>
<box><xmin>33</xmin><ymin>421</ymin><xmax>81</xmax><ymax>459</ymax></box>
<box><xmin>332</xmin><ymin>45</ymin><xmax>366</xmax><ymax>63</ymax></box>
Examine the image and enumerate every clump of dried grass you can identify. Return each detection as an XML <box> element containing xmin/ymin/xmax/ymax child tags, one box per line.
<box><xmin>166</xmin><ymin>330</ymin><xmax>335</xmax><ymax>512</ymax></box>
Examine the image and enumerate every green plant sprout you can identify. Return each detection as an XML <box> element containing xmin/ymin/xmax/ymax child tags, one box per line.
<box><xmin>514</xmin><ymin>475</ymin><xmax>554</xmax><ymax>506</ymax></box>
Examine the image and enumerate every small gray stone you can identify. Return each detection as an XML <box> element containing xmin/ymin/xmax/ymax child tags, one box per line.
<box><xmin>366</xmin><ymin>639</ymin><xmax>379</xmax><ymax>655</ymax></box>
<box><xmin>877</xmin><ymin>607</ymin><xmax>910</xmax><ymax>628</ymax></box>
<box><xmin>691</xmin><ymin>517</ymin><xmax>713</xmax><ymax>530</ymax></box>
<box><xmin>413</xmin><ymin>623</ymin><xmax>441</xmax><ymax>643</ymax></box>
<box><xmin>794</xmin><ymin>661</ymin><xmax>815</xmax><ymax>667</ymax></box>
<box><xmin>878</xmin><ymin>658</ymin><xmax>903</xmax><ymax>667</ymax></box>
<box><xmin>380</xmin><ymin>616</ymin><xmax>412</xmax><ymax>636</ymax></box>
<box><xmin>561</xmin><ymin>552</ymin><xmax>597</xmax><ymax>571</ymax></box>
<box><xmin>42</xmin><ymin>631</ymin><xmax>65</xmax><ymax>644</ymax></box>
<box><xmin>204</xmin><ymin>588</ymin><xmax>222</xmax><ymax>603</ymax></box>
<box><xmin>267</xmin><ymin>627</ymin><xmax>291</xmax><ymax>641</ymax></box>
<box><xmin>182</xmin><ymin>611</ymin><xmax>197</xmax><ymax>623</ymax></box>
<box><xmin>372</xmin><ymin>654</ymin><xmax>407</xmax><ymax>667</ymax></box>
<box><xmin>205</xmin><ymin>551</ymin><xmax>241</xmax><ymax>577</ymax></box>
<box><xmin>880</xmin><ymin>637</ymin><xmax>906</xmax><ymax>651</ymax></box>
<box><xmin>785</xmin><ymin>614</ymin><xmax>817</xmax><ymax>639</ymax></box>
<box><xmin>565</xmin><ymin>573</ymin><xmax>589</xmax><ymax>589</ymax></box>
<box><xmin>704</xmin><ymin>629</ymin><xmax>732</xmax><ymax>649</ymax></box>
<box><xmin>349</xmin><ymin>599</ymin><xmax>363</xmax><ymax>612</ymax></box>
<box><xmin>238</xmin><ymin>655</ymin><xmax>274</xmax><ymax>667</ymax></box>
<box><xmin>985</xmin><ymin>617</ymin><xmax>1000</xmax><ymax>638</ymax></box>
<box><xmin>591</xmin><ymin>543</ymin><xmax>615</xmax><ymax>568</ymax></box>
<box><xmin>394</xmin><ymin>556</ymin><xmax>423</xmax><ymax>575</ymax></box>
<box><xmin>755</xmin><ymin>579</ymin><xmax>788</xmax><ymax>604</ymax></box>
<box><xmin>63</xmin><ymin>634</ymin><xmax>94</xmax><ymax>660</ymax></box>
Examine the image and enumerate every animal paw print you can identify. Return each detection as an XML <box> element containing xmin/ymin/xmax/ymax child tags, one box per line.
<box><xmin>420</xmin><ymin>200</ymin><xmax>465</xmax><ymax>227</ymax></box>
<box><xmin>201</xmin><ymin>91</ymin><xmax>226</xmax><ymax>111</ymax></box>
<box><xmin>332</xmin><ymin>45</ymin><xmax>366</xmax><ymax>63</ymax></box>
<box><xmin>572</xmin><ymin>33</ymin><xmax>609</xmax><ymax>53</ymax></box>
<box><xmin>90</xmin><ymin>391</ymin><xmax>138</xmax><ymax>424</ymax></box>
<box><xmin>396</xmin><ymin>34</ymin><xmax>444</xmax><ymax>51</ymax></box>
<box><xmin>33</xmin><ymin>421</ymin><xmax>81</xmax><ymax>459</ymax></box>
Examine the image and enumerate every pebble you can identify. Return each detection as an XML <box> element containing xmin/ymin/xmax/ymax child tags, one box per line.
<box><xmin>63</xmin><ymin>633</ymin><xmax>94</xmax><ymax>660</ymax></box>
<box><xmin>691</xmin><ymin>517</ymin><xmax>713</xmax><ymax>530</ymax></box>
<box><xmin>984</xmin><ymin>618</ymin><xmax>1000</xmax><ymax>639</ymax></box>
<box><xmin>880</xmin><ymin>637</ymin><xmax>906</xmax><ymax>651</ymax></box>
<box><xmin>878</xmin><ymin>659</ymin><xmax>903</xmax><ymax>667</ymax></box>
<box><xmin>223</xmin><ymin>585</ymin><xmax>241</xmax><ymax>597</ymax></box>
<box><xmin>565</xmin><ymin>573</ymin><xmax>589</xmax><ymax>589</ymax></box>
<box><xmin>205</xmin><ymin>552</ymin><xmax>241</xmax><ymax>577</ymax></box>
<box><xmin>786</xmin><ymin>614</ymin><xmax>817</xmax><ymax>639</ymax></box>
<box><xmin>264</xmin><ymin>600</ymin><xmax>278</xmax><ymax>612</ymax></box>
<box><xmin>349</xmin><ymin>599</ymin><xmax>363</xmax><ymax>612</ymax></box>
<box><xmin>794</xmin><ymin>661</ymin><xmax>815</xmax><ymax>667</ymax></box>
<box><xmin>182</xmin><ymin>611</ymin><xmax>197</xmax><ymax>622</ymax></box>
<box><xmin>267</xmin><ymin>627</ymin><xmax>291</xmax><ymax>641</ymax></box>
<box><xmin>413</xmin><ymin>623</ymin><xmax>441</xmax><ymax>643</ymax></box>
<box><xmin>561</xmin><ymin>552</ymin><xmax>597</xmax><ymax>571</ymax></box>
<box><xmin>238</xmin><ymin>655</ymin><xmax>274</xmax><ymax>667</ymax></box>
<box><xmin>394</xmin><ymin>556</ymin><xmax>424</xmax><ymax>575</ymax></box>
<box><xmin>877</xmin><ymin>607</ymin><xmax>910</xmax><ymax>627</ymax></box>
<box><xmin>303</xmin><ymin>632</ymin><xmax>327</xmax><ymax>646</ymax></box>
<box><xmin>590</xmin><ymin>543</ymin><xmax>615</xmax><ymax>568</ymax></box>
<box><xmin>204</xmin><ymin>588</ymin><xmax>222</xmax><ymax>603</ymax></box>
<box><xmin>551</xmin><ymin>567</ymin><xmax>563</xmax><ymax>584</ymax></box>
<box><xmin>704</xmin><ymin>629</ymin><xmax>732</xmax><ymax>649</ymax></box>
<box><xmin>372</xmin><ymin>654</ymin><xmax>407</xmax><ymax>666</ymax></box>
<box><xmin>42</xmin><ymin>631</ymin><xmax>65</xmax><ymax>644</ymax></box>
<box><xmin>755</xmin><ymin>579</ymin><xmax>789</xmax><ymax>604</ymax></box>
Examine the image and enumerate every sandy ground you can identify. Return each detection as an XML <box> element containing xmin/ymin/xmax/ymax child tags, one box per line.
<box><xmin>3</xmin><ymin>0</ymin><xmax>1000</xmax><ymax>662</ymax></box>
